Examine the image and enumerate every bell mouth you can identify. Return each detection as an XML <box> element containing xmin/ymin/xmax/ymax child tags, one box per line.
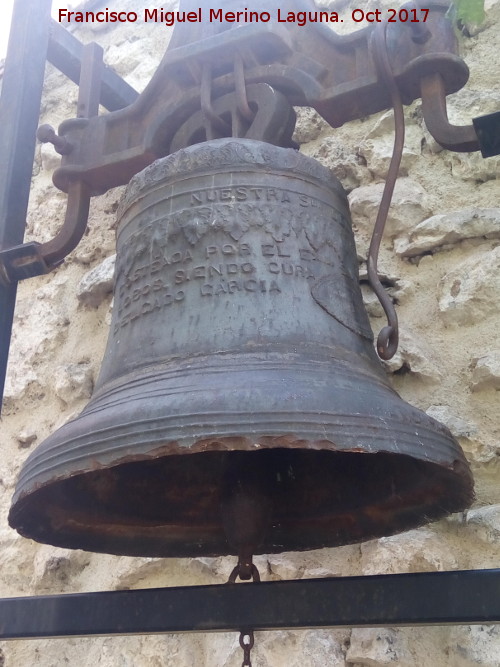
<box><xmin>9</xmin><ymin>446</ymin><xmax>473</xmax><ymax>558</ymax></box>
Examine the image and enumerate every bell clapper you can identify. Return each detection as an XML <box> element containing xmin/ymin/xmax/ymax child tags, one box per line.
<box><xmin>221</xmin><ymin>456</ymin><xmax>273</xmax><ymax>568</ymax></box>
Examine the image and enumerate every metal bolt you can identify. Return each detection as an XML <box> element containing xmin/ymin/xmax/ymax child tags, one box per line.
<box><xmin>36</xmin><ymin>124</ymin><xmax>72</xmax><ymax>155</ymax></box>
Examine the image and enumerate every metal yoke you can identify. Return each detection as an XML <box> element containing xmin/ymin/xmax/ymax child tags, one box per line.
<box><xmin>0</xmin><ymin>0</ymin><xmax>496</xmax><ymax>286</ymax></box>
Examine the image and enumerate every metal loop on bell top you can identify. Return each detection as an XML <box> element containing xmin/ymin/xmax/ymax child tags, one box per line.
<box><xmin>201</xmin><ymin>56</ymin><xmax>256</xmax><ymax>141</ymax></box>
<box><xmin>201</xmin><ymin>62</ymin><xmax>232</xmax><ymax>139</ymax></box>
<box><xmin>234</xmin><ymin>54</ymin><xmax>254</xmax><ymax>122</ymax></box>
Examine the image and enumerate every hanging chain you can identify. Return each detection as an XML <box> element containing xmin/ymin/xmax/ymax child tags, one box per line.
<box><xmin>234</xmin><ymin>54</ymin><xmax>254</xmax><ymax>123</ymax></box>
<box><xmin>200</xmin><ymin>55</ymin><xmax>256</xmax><ymax>140</ymax></box>
<box><xmin>201</xmin><ymin>62</ymin><xmax>231</xmax><ymax>140</ymax></box>
<box><xmin>239</xmin><ymin>631</ymin><xmax>254</xmax><ymax>667</ymax></box>
<box><xmin>226</xmin><ymin>557</ymin><xmax>260</xmax><ymax>667</ymax></box>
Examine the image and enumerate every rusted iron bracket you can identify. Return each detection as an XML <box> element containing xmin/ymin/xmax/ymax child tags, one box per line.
<box><xmin>0</xmin><ymin>569</ymin><xmax>499</xmax><ymax>639</ymax></box>
<box><xmin>421</xmin><ymin>71</ymin><xmax>480</xmax><ymax>151</ymax></box>
<box><xmin>0</xmin><ymin>41</ymin><xmax>101</xmax><ymax>285</ymax></box>
<box><xmin>51</xmin><ymin>0</ymin><xmax>479</xmax><ymax>197</ymax></box>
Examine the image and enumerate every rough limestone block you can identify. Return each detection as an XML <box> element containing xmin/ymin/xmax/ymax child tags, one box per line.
<box><xmin>188</xmin><ymin>557</ymin><xmax>223</xmax><ymax>579</ymax></box>
<box><xmin>266</xmin><ymin>545</ymin><xmax>360</xmax><ymax>581</ymax></box>
<box><xmin>0</xmin><ymin>536</ymin><xmax>40</xmax><ymax>596</ymax></box>
<box><xmin>298</xmin><ymin>630</ymin><xmax>349</xmax><ymax>667</ymax></box>
<box><xmin>486</xmin><ymin>0</ymin><xmax>500</xmax><ymax>10</ymax></box>
<box><xmin>447</xmin><ymin>625</ymin><xmax>500</xmax><ymax>667</ymax></box>
<box><xmin>32</xmin><ymin>545</ymin><xmax>91</xmax><ymax>593</ymax></box>
<box><xmin>359</xmin><ymin>270</ymin><xmax>412</xmax><ymax>318</ymax></box>
<box><xmin>109</xmin><ymin>556</ymin><xmax>166</xmax><ymax>590</ymax></box>
<box><xmin>293</xmin><ymin>107</ymin><xmax>329</xmax><ymax>144</ymax></box>
<box><xmin>426</xmin><ymin>405</ymin><xmax>478</xmax><ymax>439</ymax></box>
<box><xmin>27</xmin><ymin>184</ymin><xmax>67</xmax><ymax>241</ymax></box>
<box><xmin>347</xmin><ymin>628</ymin><xmax>411</xmax><ymax>666</ymax></box>
<box><xmin>361</xmin><ymin>528</ymin><xmax>459</xmax><ymax>575</ymax></box>
<box><xmin>40</xmin><ymin>144</ymin><xmax>61</xmax><ymax>172</ymax></box>
<box><xmin>304</xmin><ymin>135</ymin><xmax>372</xmax><ymax>191</ymax></box>
<box><xmin>54</xmin><ymin>362</ymin><xmax>94</xmax><ymax>405</ymax></box>
<box><xmin>361</xmin><ymin>284</ymin><xmax>386</xmax><ymax>318</ymax></box>
<box><xmin>4</xmin><ymin>275</ymin><xmax>70</xmax><ymax>402</ymax></box>
<box><xmin>470</xmin><ymin>353</ymin><xmax>500</xmax><ymax>391</ymax></box>
<box><xmin>16</xmin><ymin>430</ymin><xmax>37</xmax><ymax>448</ymax></box>
<box><xmin>104</xmin><ymin>39</ymin><xmax>156</xmax><ymax>78</ymax></box>
<box><xmin>383</xmin><ymin>330</ymin><xmax>443</xmax><ymax>382</ymax></box>
<box><xmin>445</xmin><ymin>87</ymin><xmax>500</xmax><ymax>130</ymax></box>
<box><xmin>349</xmin><ymin>179</ymin><xmax>431</xmax><ymax>240</ymax></box>
<box><xmin>358</xmin><ymin>111</ymin><xmax>423</xmax><ymax>179</ymax></box>
<box><xmin>395</xmin><ymin>208</ymin><xmax>500</xmax><ymax>258</ymax></box>
<box><xmin>439</xmin><ymin>247</ymin><xmax>500</xmax><ymax>326</ymax></box>
<box><xmin>260</xmin><ymin>629</ymin><xmax>349</xmax><ymax>667</ymax></box>
<box><xmin>445</xmin><ymin>152</ymin><xmax>500</xmax><ymax>183</ymax></box>
<box><xmin>77</xmin><ymin>254</ymin><xmax>116</xmax><ymax>307</ymax></box>
<box><xmin>466</xmin><ymin>505</ymin><xmax>500</xmax><ymax>544</ymax></box>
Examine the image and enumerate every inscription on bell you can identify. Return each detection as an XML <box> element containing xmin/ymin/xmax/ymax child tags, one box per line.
<box><xmin>112</xmin><ymin>176</ymin><xmax>345</xmax><ymax>333</ymax></box>
<box><xmin>190</xmin><ymin>186</ymin><xmax>292</xmax><ymax>205</ymax></box>
<box><xmin>114</xmin><ymin>229</ymin><xmax>320</xmax><ymax>331</ymax></box>
<box><xmin>200</xmin><ymin>279</ymin><xmax>282</xmax><ymax>296</ymax></box>
<box><xmin>174</xmin><ymin>262</ymin><xmax>256</xmax><ymax>284</ymax></box>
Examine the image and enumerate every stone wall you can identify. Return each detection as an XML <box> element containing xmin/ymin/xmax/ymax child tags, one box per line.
<box><xmin>2</xmin><ymin>0</ymin><xmax>500</xmax><ymax>664</ymax></box>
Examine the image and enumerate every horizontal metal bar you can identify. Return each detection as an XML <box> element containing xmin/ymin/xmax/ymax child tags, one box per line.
<box><xmin>0</xmin><ymin>569</ymin><xmax>499</xmax><ymax>640</ymax></box>
<box><xmin>47</xmin><ymin>19</ymin><xmax>138</xmax><ymax>111</ymax></box>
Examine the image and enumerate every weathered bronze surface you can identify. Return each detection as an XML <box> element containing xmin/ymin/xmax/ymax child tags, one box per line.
<box><xmin>9</xmin><ymin>140</ymin><xmax>473</xmax><ymax>557</ymax></box>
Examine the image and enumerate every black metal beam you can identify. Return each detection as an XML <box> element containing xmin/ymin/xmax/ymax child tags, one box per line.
<box><xmin>0</xmin><ymin>569</ymin><xmax>499</xmax><ymax>640</ymax></box>
<box><xmin>0</xmin><ymin>0</ymin><xmax>53</xmax><ymax>410</ymax></box>
<box><xmin>48</xmin><ymin>19</ymin><xmax>138</xmax><ymax>111</ymax></box>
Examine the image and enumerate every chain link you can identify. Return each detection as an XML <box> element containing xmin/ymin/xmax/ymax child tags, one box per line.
<box><xmin>200</xmin><ymin>56</ymin><xmax>257</xmax><ymax>140</ymax></box>
<box><xmin>201</xmin><ymin>63</ymin><xmax>231</xmax><ymax>139</ymax></box>
<box><xmin>228</xmin><ymin>562</ymin><xmax>261</xmax><ymax>584</ymax></box>
<box><xmin>226</xmin><ymin>558</ymin><xmax>260</xmax><ymax>667</ymax></box>
<box><xmin>234</xmin><ymin>54</ymin><xmax>254</xmax><ymax>122</ymax></box>
<box><xmin>239</xmin><ymin>631</ymin><xmax>254</xmax><ymax>667</ymax></box>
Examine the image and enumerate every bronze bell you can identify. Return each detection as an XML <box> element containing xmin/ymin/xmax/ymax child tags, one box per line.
<box><xmin>9</xmin><ymin>138</ymin><xmax>473</xmax><ymax>559</ymax></box>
